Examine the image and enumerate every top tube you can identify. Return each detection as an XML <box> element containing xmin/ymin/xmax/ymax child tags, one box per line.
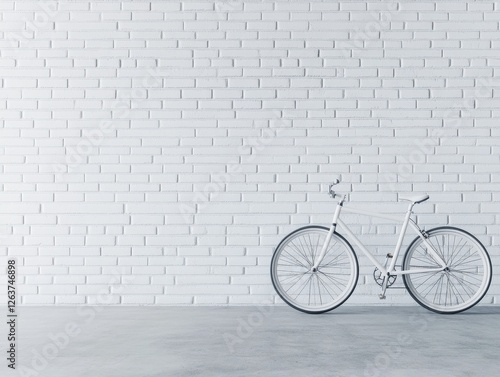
<box><xmin>340</xmin><ymin>205</ymin><xmax>406</xmax><ymax>223</ymax></box>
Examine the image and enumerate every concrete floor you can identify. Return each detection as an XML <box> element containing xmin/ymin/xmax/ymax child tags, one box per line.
<box><xmin>7</xmin><ymin>306</ymin><xmax>500</xmax><ymax>377</ymax></box>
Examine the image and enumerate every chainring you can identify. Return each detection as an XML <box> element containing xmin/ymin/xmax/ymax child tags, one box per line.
<box><xmin>373</xmin><ymin>267</ymin><xmax>397</xmax><ymax>287</ymax></box>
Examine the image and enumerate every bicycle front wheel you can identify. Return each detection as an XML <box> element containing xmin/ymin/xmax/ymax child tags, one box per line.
<box><xmin>270</xmin><ymin>226</ymin><xmax>359</xmax><ymax>314</ymax></box>
<box><xmin>403</xmin><ymin>227</ymin><xmax>492</xmax><ymax>314</ymax></box>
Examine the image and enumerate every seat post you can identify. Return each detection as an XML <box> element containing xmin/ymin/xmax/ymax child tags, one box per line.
<box><xmin>387</xmin><ymin>204</ymin><xmax>414</xmax><ymax>274</ymax></box>
<box><xmin>407</xmin><ymin>202</ymin><xmax>415</xmax><ymax>213</ymax></box>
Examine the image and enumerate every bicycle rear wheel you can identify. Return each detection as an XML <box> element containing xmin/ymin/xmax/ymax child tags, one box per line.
<box><xmin>270</xmin><ymin>226</ymin><xmax>358</xmax><ymax>314</ymax></box>
<box><xmin>403</xmin><ymin>227</ymin><xmax>492</xmax><ymax>314</ymax></box>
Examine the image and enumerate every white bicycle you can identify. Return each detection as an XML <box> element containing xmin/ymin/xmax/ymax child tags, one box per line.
<box><xmin>270</xmin><ymin>179</ymin><xmax>492</xmax><ymax>314</ymax></box>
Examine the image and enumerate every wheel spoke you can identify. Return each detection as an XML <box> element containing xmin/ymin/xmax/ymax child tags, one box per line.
<box><xmin>288</xmin><ymin>239</ymin><xmax>313</xmax><ymax>267</ymax></box>
<box><xmin>297</xmin><ymin>235</ymin><xmax>314</xmax><ymax>268</ymax></box>
<box><xmin>447</xmin><ymin>272</ymin><xmax>475</xmax><ymax>299</ymax></box>
<box><xmin>279</xmin><ymin>250</ymin><xmax>310</xmax><ymax>270</ymax></box>
<box><xmin>317</xmin><ymin>270</ymin><xmax>348</xmax><ymax>294</ymax></box>
<box><xmin>316</xmin><ymin>273</ymin><xmax>337</xmax><ymax>300</ymax></box>
<box><xmin>451</xmin><ymin>253</ymin><xmax>480</xmax><ymax>268</ymax></box>
<box><xmin>432</xmin><ymin>275</ymin><xmax>445</xmax><ymax>304</ymax></box>
<box><xmin>420</xmin><ymin>274</ymin><xmax>444</xmax><ymax>298</ymax></box>
<box><xmin>293</xmin><ymin>274</ymin><xmax>315</xmax><ymax>300</ymax></box>
<box><xmin>283</xmin><ymin>273</ymin><xmax>309</xmax><ymax>292</ymax></box>
<box><xmin>316</xmin><ymin>274</ymin><xmax>323</xmax><ymax>305</ymax></box>
<box><xmin>447</xmin><ymin>240</ymin><xmax>468</xmax><ymax>266</ymax></box>
<box><xmin>415</xmin><ymin>244</ymin><xmax>442</xmax><ymax>266</ymax></box>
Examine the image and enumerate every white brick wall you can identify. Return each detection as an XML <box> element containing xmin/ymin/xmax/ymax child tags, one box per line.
<box><xmin>0</xmin><ymin>0</ymin><xmax>499</xmax><ymax>306</ymax></box>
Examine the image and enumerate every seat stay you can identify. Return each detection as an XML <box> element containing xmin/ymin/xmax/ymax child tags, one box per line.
<box><xmin>405</xmin><ymin>219</ymin><xmax>447</xmax><ymax>269</ymax></box>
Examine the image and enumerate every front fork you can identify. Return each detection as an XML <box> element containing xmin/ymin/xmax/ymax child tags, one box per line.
<box><xmin>312</xmin><ymin>200</ymin><xmax>343</xmax><ymax>271</ymax></box>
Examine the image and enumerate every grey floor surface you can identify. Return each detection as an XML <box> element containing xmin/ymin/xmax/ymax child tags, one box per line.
<box><xmin>4</xmin><ymin>306</ymin><xmax>500</xmax><ymax>377</ymax></box>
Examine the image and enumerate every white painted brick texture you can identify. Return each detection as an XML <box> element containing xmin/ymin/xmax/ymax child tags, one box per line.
<box><xmin>0</xmin><ymin>0</ymin><xmax>499</xmax><ymax>306</ymax></box>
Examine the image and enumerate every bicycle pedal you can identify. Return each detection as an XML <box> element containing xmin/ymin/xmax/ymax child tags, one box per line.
<box><xmin>378</xmin><ymin>294</ymin><xmax>386</xmax><ymax>300</ymax></box>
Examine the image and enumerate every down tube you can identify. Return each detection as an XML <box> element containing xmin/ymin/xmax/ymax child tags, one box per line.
<box><xmin>336</xmin><ymin>219</ymin><xmax>386</xmax><ymax>273</ymax></box>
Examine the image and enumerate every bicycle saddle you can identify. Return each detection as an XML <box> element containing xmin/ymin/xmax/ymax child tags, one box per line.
<box><xmin>399</xmin><ymin>194</ymin><xmax>429</xmax><ymax>204</ymax></box>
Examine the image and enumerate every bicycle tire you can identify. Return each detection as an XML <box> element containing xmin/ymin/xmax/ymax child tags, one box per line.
<box><xmin>271</xmin><ymin>225</ymin><xmax>359</xmax><ymax>314</ymax></box>
<box><xmin>402</xmin><ymin>226</ymin><xmax>492</xmax><ymax>314</ymax></box>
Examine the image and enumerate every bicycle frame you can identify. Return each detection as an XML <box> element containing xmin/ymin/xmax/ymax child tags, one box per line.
<box><xmin>312</xmin><ymin>197</ymin><xmax>448</xmax><ymax>278</ymax></box>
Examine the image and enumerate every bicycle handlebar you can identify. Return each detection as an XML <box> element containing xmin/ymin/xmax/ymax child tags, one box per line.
<box><xmin>328</xmin><ymin>177</ymin><xmax>343</xmax><ymax>199</ymax></box>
